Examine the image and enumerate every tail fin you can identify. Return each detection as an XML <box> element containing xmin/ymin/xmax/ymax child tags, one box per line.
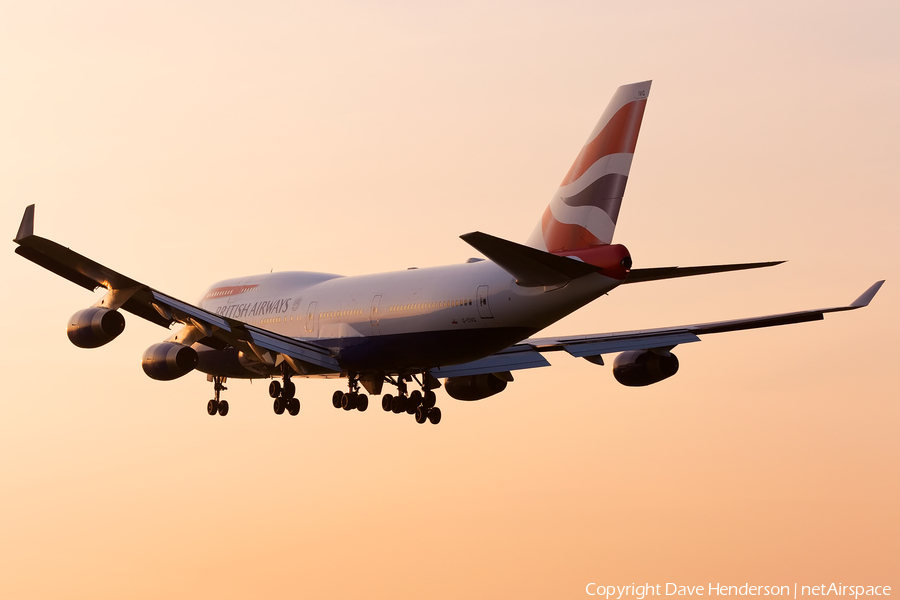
<box><xmin>526</xmin><ymin>80</ymin><xmax>651</xmax><ymax>252</ymax></box>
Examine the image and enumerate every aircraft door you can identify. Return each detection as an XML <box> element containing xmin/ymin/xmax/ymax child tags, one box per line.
<box><xmin>305</xmin><ymin>302</ymin><xmax>318</xmax><ymax>336</ymax></box>
<box><xmin>476</xmin><ymin>285</ymin><xmax>493</xmax><ymax>319</ymax></box>
<box><xmin>370</xmin><ymin>295</ymin><xmax>382</xmax><ymax>327</ymax></box>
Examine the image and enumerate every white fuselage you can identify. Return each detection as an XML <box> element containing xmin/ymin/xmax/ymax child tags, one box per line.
<box><xmin>195</xmin><ymin>259</ymin><xmax>622</xmax><ymax>376</ymax></box>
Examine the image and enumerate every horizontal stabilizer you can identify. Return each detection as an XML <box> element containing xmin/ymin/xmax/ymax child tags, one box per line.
<box><xmin>460</xmin><ymin>231</ymin><xmax>597</xmax><ymax>287</ymax></box>
<box><xmin>624</xmin><ymin>261</ymin><xmax>784</xmax><ymax>284</ymax></box>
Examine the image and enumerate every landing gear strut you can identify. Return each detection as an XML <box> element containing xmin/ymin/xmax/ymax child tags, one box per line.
<box><xmin>270</xmin><ymin>370</ymin><xmax>300</xmax><ymax>416</ymax></box>
<box><xmin>207</xmin><ymin>376</ymin><xmax>229</xmax><ymax>416</ymax></box>
<box><xmin>381</xmin><ymin>374</ymin><xmax>441</xmax><ymax>425</ymax></box>
<box><xmin>331</xmin><ymin>374</ymin><xmax>368</xmax><ymax>413</ymax></box>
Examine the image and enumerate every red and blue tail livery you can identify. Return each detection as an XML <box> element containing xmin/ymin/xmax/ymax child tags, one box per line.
<box><xmin>527</xmin><ymin>80</ymin><xmax>649</xmax><ymax>252</ymax></box>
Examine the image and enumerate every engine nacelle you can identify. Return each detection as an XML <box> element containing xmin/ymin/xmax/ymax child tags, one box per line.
<box><xmin>142</xmin><ymin>342</ymin><xmax>199</xmax><ymax>381</ymax></box>
<box><xmin>445</xmin><ymin>372</ymin><xmax>510</xmax><ymax>401</ymax></box>
<box><xmin>67</xmin><ymin>307</ymin><xmax>126</xmax><ymax>348</ymax></box>
<box><xmin>613</xmin><ymin>350</ymin><xmax>679</xmax><ymax>387</ymax></box>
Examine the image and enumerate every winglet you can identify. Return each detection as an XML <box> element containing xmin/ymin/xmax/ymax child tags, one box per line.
<box><xmin>15</xmin><ymin>204</ymin><xmax>35</xmax><ymax>242</ymax></box>
<box><xmin>850</xmin><ymin>280</ymin><xmax>885</xmax><ymax>308</ymax></box>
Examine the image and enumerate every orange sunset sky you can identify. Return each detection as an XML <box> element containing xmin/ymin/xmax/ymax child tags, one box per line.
<box><xmin>1</xmin><ymin>1</ymin><xmax>898</xmax><ymax>598</ymax></box>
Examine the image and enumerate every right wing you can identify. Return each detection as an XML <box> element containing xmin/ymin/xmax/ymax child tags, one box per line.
<box><xmin>430</xmin><ymin>280</ymin><xmax>885</xmax><ymax>377</ymax></box>
<box><xmin>13</xmin><ymin>205</ymin><xmax>341</xmax><ymax>374</ymax></box>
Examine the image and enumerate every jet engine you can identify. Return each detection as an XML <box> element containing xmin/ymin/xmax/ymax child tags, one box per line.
<box><xmin>66</xmin><ymin>307</ymin><xmax>126</xmax><ymax>348</ymax></box>
<box><xmin>142</xmin><ymin>342</ymin><xmax>199</xmax><ymax>381</ymax></box>
<box><xmin>612</xmin><ymin>350</ymin><xmax>679</xmax><ymax>387</ymax></box>
<box><xmin>445</xmin><ymin>372</ymin><xmax>511</xmax><ymax>401</ymax></box>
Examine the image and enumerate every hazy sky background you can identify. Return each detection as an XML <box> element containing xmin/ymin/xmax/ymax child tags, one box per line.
<box><xmin>2</xmin><ymin>1</ymin><xmax>898</xmax><ymax>598</ymax></box>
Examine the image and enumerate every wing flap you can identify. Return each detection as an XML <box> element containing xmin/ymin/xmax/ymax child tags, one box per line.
<box><xmin>243</xmin><ymin>325</ymin><xmax>341</xmax><ymax>371</ymax></box>
<box><xmin>150</xmin><ymin>290</ymin><xmax>232</xmax><ymax>333</ymax></box>
<box><xmin>558</xmin><ymin>331</ymin><xmax>701</xmax><ymax>356</ymax></box>
<box><xmin>430</xmin><ymin>346</ymin><xmax>550</xmax><ymax>378</ymax></box>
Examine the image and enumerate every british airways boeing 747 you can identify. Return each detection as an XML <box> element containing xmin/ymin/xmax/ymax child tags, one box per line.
<box><xmin>13</xmin><ymin>81</ymin><xmax>884</xmax><ymax>424</ymax></box>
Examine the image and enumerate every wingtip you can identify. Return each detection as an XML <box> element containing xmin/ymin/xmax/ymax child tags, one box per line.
<box><xmin>14</xmin><ymin>204</ymin><xmax>35</xmax><ymax>242</ymax></box>
<box><xmin>850</xmin><ymin>280</ymin><xmax>885</xmax><ymax>308</ymax></box>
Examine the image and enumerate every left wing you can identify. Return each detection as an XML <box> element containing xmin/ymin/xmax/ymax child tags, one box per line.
<box><xmin>13</xmin><ymin>205</ymin><xmax>340</xmax><ymax>374</ymax></box>
<box><xmin>430</xmin><ymin>280</ymin><xmax>884</xmax><ymax>378</ymax></box>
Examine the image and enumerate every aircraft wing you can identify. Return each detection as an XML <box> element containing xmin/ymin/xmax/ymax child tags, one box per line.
<box><xmin>431</xmin><ymin>281</ymin><xmax>884</xmax><ymax>377</ymax></box>
<box><xmin>13</xmin><ymin>205</ymin><xmax>341</xmax><ymax>373</ymax></box>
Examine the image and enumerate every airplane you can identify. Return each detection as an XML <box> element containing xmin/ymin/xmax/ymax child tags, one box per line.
<box><xmin>12</xmin><ymin>80</ymin><xmax>884</xmax><ymax>425</ymax></box>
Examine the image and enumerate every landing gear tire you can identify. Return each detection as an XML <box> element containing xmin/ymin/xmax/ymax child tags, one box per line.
<box><xmin>207</xmin><ymin>399</ymin><xmax>218</xmax><ymax>416</ymax></box>
<box><xmin>332</xmin><ymin>390</ymin><xmax>343</xmax><ymax>409</ymax></box>
<box><xmin>273</xmin><ymin>398</ymin><xmax>285</xmax><ymax>415</ymax></box>
<box><xmin>381</xmin><ymin>394</ymin><xmax>393</xmax><ymax>412</ymax></box>
<box><xmin>391</xmin><ymin>395</ymin><xmax>405</xmax><ymax>414</ymax></box>
<box><xmin>427</xmin><ymin>406</ymin><xmax>442</xmax><ymax>425</ymax></box>
<box><xmin>415</xmin><ymin>405</ymin><xmax>428</xmax><ymax>424</ymax></box>
<box><xmin>423</xmin><ymin>390</ymin><xmax>436</xmax><ymax>409</ymax></box>
<box><xmin>406</xmin><ymin>390</ymin><xmax>421</xmax><ymax>414</ymax></box>
<box><xmin>287</xmin><ymin>397</ymin><xmax>300</xmax><ymax>416</ymax></box>
<box><xmin>356</xmin><ymin>394</ymin><xmax>368</xmax><ymax>412</ymax></box>
<box><xmin>268</xmin><ymin>380</ymin><xmax>282</xmax><ymax>399</ymax></box>
<box><xmin>282</xmin><ymin>381</ymin><xmax>296</xmax><ymax>400</ymax></box>
<box><xmin>342</xmin><ymin>392</ymin><xmax>356</xmax><ymax>411</ymax></box>
<box><xmin>217</xmin><ymin>400</ymin><xmax>229</xmax><ymax>416</ymax></box>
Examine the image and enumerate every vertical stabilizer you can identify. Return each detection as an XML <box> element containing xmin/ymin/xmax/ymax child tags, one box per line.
<box><xmin>526</xmin><ymin>81</ymin><xmax>650</xmax><ymax>252</ymax></box>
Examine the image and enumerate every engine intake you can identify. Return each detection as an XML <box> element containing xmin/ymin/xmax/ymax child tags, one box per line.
<box><xmin>613</xmin><ymin>350</ymin><xmax>679</xmax><ymax>387</ymax></box>
<box><xmin>445</xmin><ymin>372</ymin><xmax>511</xmax><ymax>401</ymax></box>
<box><xmin>67</xmin><ymin>307</ymin><xmax>126</xmax><ymax>348</ymax></box>
<box><xmin>142</xmin><ymin>342</ymin><xmax>199</xmax><ymax>381</ymax></box>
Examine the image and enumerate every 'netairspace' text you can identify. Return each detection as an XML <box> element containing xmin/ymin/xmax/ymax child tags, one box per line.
<box><xmin>585</xmin><ymin>584</ymin><xmax>892</xmax><ymax>599</ymax></box>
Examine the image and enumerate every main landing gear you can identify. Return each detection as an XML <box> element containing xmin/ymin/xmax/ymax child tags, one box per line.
<box><xmin>380</xmin><ymin>375</ymin><xmax>441</xmax><ymax>425</ymax></box>
<box><xmin>330</xmin><ymin>373</ymin><xmax>440</xmax><ymax>423</ymax></box>
<box><xmin>207</xmin><ymin>376</ymin><xmax>229</xmax><ymax>416</ymax></box>
<box><xmin>331</xmin><ymin>376</ymin><xmax>369</xmax><ymax>413</ymax></box>
<box><xmin>206</xmin><ymin>372</ymin><xmax>441</xmax><ymax>422</ymax></box>
<box><xmin>269</xmin><ymin>372</ymin><xmax>300</xmax><ymax>416</ymax></box>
